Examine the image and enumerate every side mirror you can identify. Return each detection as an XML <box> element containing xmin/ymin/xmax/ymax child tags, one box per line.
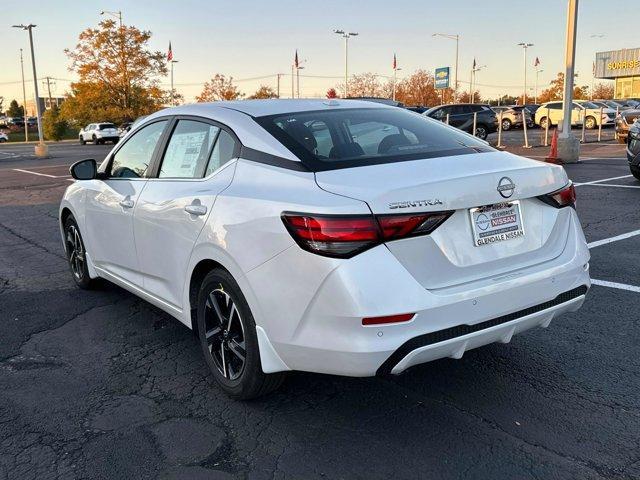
<box><xmin>70</xmin><ymin>158</ymin><xmax>97</xmax><ymax>180</ymax></box>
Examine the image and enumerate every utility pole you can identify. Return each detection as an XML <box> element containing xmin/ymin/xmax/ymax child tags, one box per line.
<box><xmin>392</xmin><ymin>54</ymin><xmax>401</xmax><ymax>101</ymax></box>
<box><xmin>334</xmin><ymin>30</ymin><xmax>358</xmax><ymax>97</ymax></box>
<box><xmin>517</xmin><ymin>42</ymin><xmax>534</xmax><ymax>106</ymax></box>
<box><xmin>291</xmin><ymin>65</ymin><xmax>294</xmax><ymax>99</ymax></box>
<box><xmin>19</xmin><ymin>48</ymin><xmax>28</xmax><ymax>142</ymax></box>
<box><xmin>12</xmin><ymin>24</ymin><xmax>46</xmax><ymax>157</ymax></box>
<box><xmin>535</xmin><ymin>69</ymin><xmax>543</xmax><ymax>104</ymax></box>
<box><xmin>44</xmin><ymin>76</ymin><xmax>53</xmax><ymax>110</ymax></box>
<box><xmin>276</xmin><ymin>73</ymin><xmax>282</xmax><ymax>98</ymax></box>
<box><xmin>558</xmin><ymin>0</ymin><xmax>580</xmax><ymax>162</ymax></box>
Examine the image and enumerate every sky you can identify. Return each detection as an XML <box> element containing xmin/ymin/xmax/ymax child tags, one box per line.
<box><xmin>1</xmin><ymin>0</ymin><xmax>637</xmax><ymax>105</ymax></box>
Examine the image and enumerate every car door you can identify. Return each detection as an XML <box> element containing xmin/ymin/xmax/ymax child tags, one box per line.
<box><xmin>450</xmin><ymin>105</ymin><xmax>472</xmax><ymax>130</ymax></box>
<box><xmin>83</xmin><ymin>119</ymin><xmax>169</xmax><ymax>287</ymax></box>
<box><xmin>133</xmin><ymin>117</ymin><xmax>240</xmax><ymax>309</ymax></box>
<box><xmin>82</xmin><ymin>124</ymin><xmax>92</xmax><ymax>141</ymax></box>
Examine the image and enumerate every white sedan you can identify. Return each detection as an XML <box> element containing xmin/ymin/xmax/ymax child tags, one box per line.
<box><xmin>60</xmin><ymin>100</ymin><xmax>590</xmax><ymax>399</ymax></box>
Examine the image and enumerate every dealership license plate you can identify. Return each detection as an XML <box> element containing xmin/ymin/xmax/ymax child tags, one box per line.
<box><xmin>469</xmin><ymin>201</ymin><xmax>524</xmax><ymax>247</ymax></box>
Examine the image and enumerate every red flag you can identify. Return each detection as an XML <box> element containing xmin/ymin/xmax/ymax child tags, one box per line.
<box><xmin>534</xmin><ymin>56</ymin><xmax>540</xmax><ymax>67</ymax></box>
<box><xmin>167</xmin><ymin>42</ymin><xmax>173</xmax><ymax>62</ymax></box>
<box><xmin>294</xmin><ymin>49</ymin><xmax>299</xmax><ymax>69</ymax></box>
<box><xmin>393</xmin><ymin>53</ymin><xmax>397</xmax><ymax>70</ymax></box>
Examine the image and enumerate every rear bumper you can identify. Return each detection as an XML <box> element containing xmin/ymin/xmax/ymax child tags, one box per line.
<box><xmin>249</xmin><ymin>209</ymin><xmax>590</xmax><ymax>377</ymax></box>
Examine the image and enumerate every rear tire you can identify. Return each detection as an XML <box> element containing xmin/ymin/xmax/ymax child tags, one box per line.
<box><xmin>539</xmin><ymin>117</ymin><xmax>550</xmax><ymax>129</ymax></box>
<box><xmin>196</xmin><ymin>268</ymin><xmax>285</xmax><ymax>400</ymax></box>
<box><xmin>585</xmin><ymin>116</ymin><xmax>597</xmax><ymax>130</ymax></box>
<box><xmin>91</xmin><ymin>135</ymin><xmax>97</xmax><ymax>144</ymax></box>
<box><xmin>63</xmin><ymin>215</ymin><xmax>96</xmax><ymax>290</ymax></box>
<box><xmin>79</xmin><ymin>136</ymin><xmax>86</xmax><ymax>145</ymax></box>
<box><xmin>501</xmin><ymin>119</ymin><xmax>512</xmax><ymax>131</ymax></box>
<box><xmin>631</xmin><ymin>165</ymin><xmax>640</xmax><ymax>181</ymax></box>
<box><xmin>474</xmin><ymin>124</ymin><xmax>488</xmax><ymax>140</ymax></box>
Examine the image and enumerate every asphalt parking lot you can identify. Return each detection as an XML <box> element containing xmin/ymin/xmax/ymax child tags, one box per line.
<box><xmin>1</xmin><ymin>140</ymin><xmax>639</xmax><ymax>480</ymax></box>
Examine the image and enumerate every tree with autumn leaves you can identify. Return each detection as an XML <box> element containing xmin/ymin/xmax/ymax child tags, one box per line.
<box><xmin>61</xmin><ymin>20</ymin><xmax>169</xmax><ymax>126</ymax></box>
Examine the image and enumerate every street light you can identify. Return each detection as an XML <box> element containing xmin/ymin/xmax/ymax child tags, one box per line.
<box><xmin>432</xmin><ymin>33</ymin><xmax>459</xmax><ymax>99</ymax></box>
<box><xmin>100</xmin><ymin>10</ymin><xmax>122</xmax><ymax>27</ymax></box>
<box><xmin>393</xmin><ymin>67</ymin><xmax>402</xmax><ymax>101</ymax></box>
<box><xmin>12</xmin><ymin>24</ymin><xmax>46</xmax><ymax>157</ymax></box>
<box><xmin>470</xmin><ymin>64</ymin><xmax>486</xmax><ymax>103</ymax></box>
<box><xmin>333</xmin><ymin>29</ymin><xmax>358</xmax><ymax>97</ymax></box>
<box><xmin>517</xmin><ymin>42</ymin><xmax>534</xmax><ymax>106</ymax></box>
<box><xmin>170</xmin><ymin>60</ymin><xmax>179</xmax><ymax>105</ymax></box>
<box><xmin>535</xmin><ymin>68</ymin><xmax>544</xmax><ymax>104</ymax></box>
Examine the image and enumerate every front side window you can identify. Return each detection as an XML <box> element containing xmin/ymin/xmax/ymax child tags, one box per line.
<box><xmin>159</xmin><ymin>120</ymin><xmax>219</xmax><ymax>179</ymax></box>
<box><xmin>255</xmin><ymin>107</ymin><xmax>494</xmax><ymax>171</ymax></box>
<box><xmin>109</xmin><ymin>120</ymin><xmax>167</xmax><ymax>178</ymax></box>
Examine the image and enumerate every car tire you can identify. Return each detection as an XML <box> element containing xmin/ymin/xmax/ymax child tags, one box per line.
<box><xmin>91</xmin><ymin>135</ymin><xmax>97</xmax><ymax>145</ymax></box>
<box><xmin>63</xmin><ymin>215</ymin><xmax>96</xmax><ymax>290</ymax></box>
<box><xmin>585</xmin><ymin>116</ymin><xmax>597</xmax><ymax>130</ymax></box>
<box><xmin>112</xmin><ymin>138</ymin><xmax>119</xmax><ymax>144</ymax></box>
<box><xmin>501</xmin><ymin>119</ymin><xmax>512</xmax><ymax>131</ymax></box>
<box><xmin>474</xmin><ymin>124</ymin><xmax>488</xmax><ymax>140</ymax></box>
<box><xmin>79</xmin><ymin>136</ymin><xmax>86</xmax><ymax>145</ymax></box>
<box><xmin>539</xmin><ymin>117</ymin><xmax>550</xmax><ymax>129</ymax></box>
<box><xmin>631</xmin><ymin>165</ymin><xmax>640</xmax><ymax>181</ymax></box>
<box><xmin>196</xmin><ymin>268</ymin><xmax>285</xmax><ymax>400</ymax></box>
<box><xmin>0</xmin><ymin>138</ymin><xmax>6</xmax><ymax>143</ymax></box>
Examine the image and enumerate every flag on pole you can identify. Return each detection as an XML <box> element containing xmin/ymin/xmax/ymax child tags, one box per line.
<box><xmin>534</xmin><ymin>56</ymin><xmax>540</xmax><ymax>67</ymax></box>
<box><xmin>294</xmin><ymin>49</ymin><xmax>299</xmax><ymax>69</ymax></box>
<box><xmin>167</xmin><ymin>42</ymin><xmax>173</xmax><ymax>62</ymax></box>
<box><xmin>393</xmin><ymin>53</ymin><xmax>397</xmax><ymax>70</ymax></box>
<box><xmin>472</xmin><ymin>58</ymin><xmax>476</xmax><ymax>69</ymax></box>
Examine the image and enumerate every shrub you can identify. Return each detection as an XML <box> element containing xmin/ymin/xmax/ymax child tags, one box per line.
<box><xmin>42</xmin><ymin>106</ymin><xmax>68</xmax><ymax>141</ymax></box>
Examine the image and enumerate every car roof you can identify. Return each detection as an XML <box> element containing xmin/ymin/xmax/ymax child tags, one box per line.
<box><xmin>159</xmin><ymin>99</ymin><xmax>392</xmax><ymax>118</ymax></box>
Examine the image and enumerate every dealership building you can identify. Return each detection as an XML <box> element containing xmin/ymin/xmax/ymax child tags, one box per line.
<box><xmin>595</xmin><ymin>48</ymin><xmax>640</xmax><ymax>98</ymax></box>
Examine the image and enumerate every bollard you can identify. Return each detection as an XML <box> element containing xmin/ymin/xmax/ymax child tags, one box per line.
<box><xmin>598</xmin><ymin>107</ymin><xmax>603</xmax><ymax>142</ymax></box>
<box><xmin>497</xmin><ymin>111</ymin><xmax>503</xmax><ymax>148</ymax></box>
<box><xmin>544</xmin><ymin>107</ymin><xmax>550</xmax><ymax>146</ymax></box>
<box><xmin>446</xmin><ymin>113</ymin><xmax>450</xmax><ymax>125</ymax></box>
<box><xmin>580</xmin><ymin>109</ymin><xmax>586</xmax><ymax>143</ymax></box>
<box><xmin>522</xmin><ymin>109</ymin><xmax>530</xmax><ymax>148</ymax></box>
<box><xmin>472</xmin><ymin>111</ymin><xmax>477</xmax><ymax>137</ymax></box>
<box><xmin>615</xmin><ymin>106</ymin><xmax>619</xmax><ymax>141</ymax></box>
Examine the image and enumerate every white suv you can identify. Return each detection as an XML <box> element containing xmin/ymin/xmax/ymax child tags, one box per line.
<box><xmin>79</xmin><ymin>123</ymin><xmax>120</xmax><ymax>145</ymax></box>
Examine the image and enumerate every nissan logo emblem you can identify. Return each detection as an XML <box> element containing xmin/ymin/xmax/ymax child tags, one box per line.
<box><xmin>497</xmin><ymin>177</ymin><xmax>516</xmax><ymax>198</ymax></box>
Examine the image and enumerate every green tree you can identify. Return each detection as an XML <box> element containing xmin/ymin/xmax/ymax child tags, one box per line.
<box><xmin>42</xmin><ymin>105</ymin><xmax>68</xmax><ymax>141</ymax></box>
<box><xmin>196</xmin><ymin>74</ymin><xmax>244</xmax><ymax>102</ymax></box>
<box><xmin>248</xmin><ymin>85</ymin><xmax>278</xmax><ymax>99</ymax></box>
<box><xmin>7</xmin><ymin>99</ymin><xmax>24</xmax><ymax>118</ymax></box>
<box><xmin>62</xmin><ymin>20</ymin><xmax>168</xmax><ymax>125</ymax></box>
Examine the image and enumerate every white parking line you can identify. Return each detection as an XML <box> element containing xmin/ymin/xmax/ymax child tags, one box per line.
<box><xmin>577</xmin><ymin>183</ymin><xmax>640</xmax><ymax>189</ymax></box>
<box><xmin>591</xmin><ymin>279</ymin><xmax>640</xmax><ymax>293</ymax></box>
<box><xmin>574</xmin><ymin>174</ymin><xmax>633</xmax><ymax>186</ymax></box>
<box><xmin>12</xmin><ymin>168</ymin><xmax>70</xmax><ymax>179</ymax></box>
<box><xmin>588</xmin><ymin>229</ymin><xmax>640</xmax><ymax>249</ymax></box>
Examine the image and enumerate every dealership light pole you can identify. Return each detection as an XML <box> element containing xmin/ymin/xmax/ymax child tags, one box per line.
<box><xmin>558</xmin><ymin>0</ymin><xmax>580</xmax><ymax>163</ymax></box>
<box><xmin>432</xmin><ymin>33</ymin><xmax>459</xmax><ymax>99</ymax></box>
<box><xmin>470</xmin><ymin>64</ymin><xmax>486</xmax><ymax>103</ymax></box>
<box><xmin>535</xmin><ymin>68</ymin><xmax>543</xmax><ymax>103</ymax></box>
<box><xmin>334</xmin><ymin>29</ymin><xmax>358</xmax><ymax>97</ymax></box>
<box><xmin>19</xmin><ymin>48</ymin><xmax>28</xmax><ymax>142</ymax></box>
<box><xmin>12</xmin><ymin>24</ymin><xmax>46</xmax><ymax>157</ymax></box>
<box><xmin>517</xmin><ymin>42</ymin><xmax>534</xmax><ymax>106</ymax></box>
<box><xmin>100</xmin><ymin>10</ymin><xmax>122</xmax><ymax>27</ymax></box>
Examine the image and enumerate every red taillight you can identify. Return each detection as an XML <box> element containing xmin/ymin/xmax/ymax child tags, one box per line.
<box><xmin>362</xmin><ymin>313</ymin><xmax>415</xmax><ymax>326</ymax></box>
<box><xmin>282</xmin><ymin>210</ymin><xmax>453</xmax><ymax>258</ymax></box>
<box><xmin>539</xmin><ymin>182</ymin><xmax>576</xmax><ymax>209</ymax></box>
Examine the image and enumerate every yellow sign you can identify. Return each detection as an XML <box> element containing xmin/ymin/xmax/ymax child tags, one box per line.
<box><xmin>607</xmin><ymin>59</ymin><xmax>640</xmax><ymax>70</ymax></box>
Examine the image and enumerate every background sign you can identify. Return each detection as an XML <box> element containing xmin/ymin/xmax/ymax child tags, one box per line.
<box><xmin>595</xmin><ymin>48</ymin><xmax>640</xmax><ymax>79</ymax></box>
<box><xmin>435</xmin><ymin>67</ymin><xmax>450</xmax><ymax>89</ymax></box>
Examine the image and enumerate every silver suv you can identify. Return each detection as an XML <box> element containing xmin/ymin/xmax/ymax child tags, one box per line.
<box><xmin>492</xmin><ymin>106</ymin><xmax>533</xmax><ymax>131</ymax></box>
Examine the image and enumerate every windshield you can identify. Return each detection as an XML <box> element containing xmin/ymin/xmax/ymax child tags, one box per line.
<box><xmin>99</xmin><ymin>124</ymin><xmax>117</xmax><ymax>130</ymax></box>
<box><xmin>255</xmin><ymin>107</ymin><xmax>494</xmax><ymax>171</ymax></box>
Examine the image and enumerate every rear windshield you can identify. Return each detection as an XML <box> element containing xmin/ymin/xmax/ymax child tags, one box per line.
<box><xmin>254</xmin><ymin>107</ymin><xmax>494</xmax><ymax>171</ymax></box>
<box><xmin>99</xmin><ymin>123</ymin><xmax>117</xmax><ymax>130</ymax></box>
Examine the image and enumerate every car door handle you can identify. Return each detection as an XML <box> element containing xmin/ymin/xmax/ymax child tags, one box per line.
<box><xmin>184</xmin><ymin>204</ymin><xmax>207</xmax><ymax>216</ymax></box>
<box><xmin>119</xmin><ymin>198</ymin><xmax>134</xmax><ymax>209</ymax></box>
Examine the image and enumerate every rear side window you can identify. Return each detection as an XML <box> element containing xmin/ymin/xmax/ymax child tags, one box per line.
<box><xmin>255</xmin><ymin>107</ymin><xmax>494</xmax><ymax>171</ymax></box>
<box><xmin>205</xmin><ymin>130</ymin><xmax>238</xmax><ymax>176</ymax></box>
<box><xmin>159</xmin><ymin>120</ymin><xmax>219</xmax><ymax>178</ymax></box>
<box><xmin>546</xmin><ymin>103</ymin><xmax>562</xmax><ymax>109</ymax></box>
